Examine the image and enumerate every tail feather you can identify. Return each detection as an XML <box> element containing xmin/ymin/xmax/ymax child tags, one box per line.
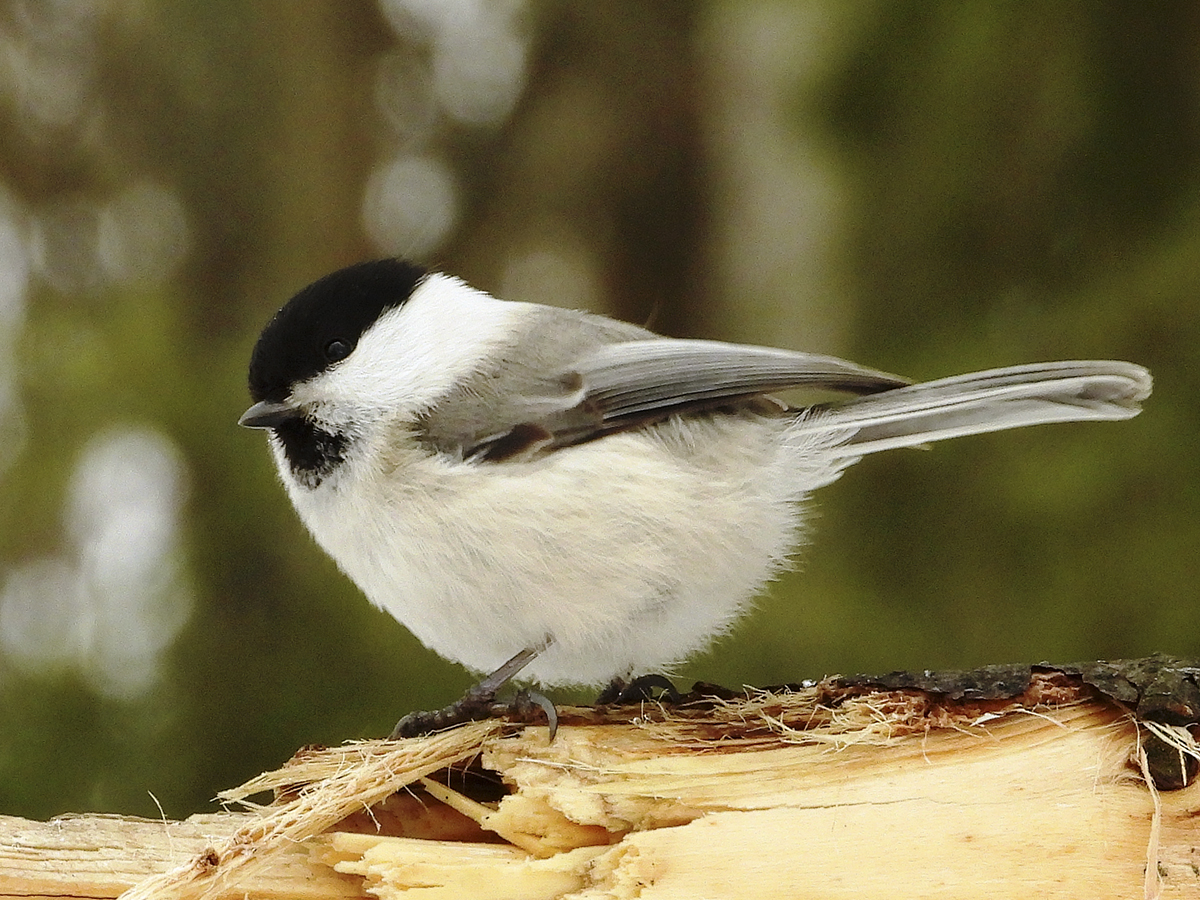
<box><xmin>807</xmin><ymin>361</ymin><xmax>1151</xmax><ymax>458</ymax></box>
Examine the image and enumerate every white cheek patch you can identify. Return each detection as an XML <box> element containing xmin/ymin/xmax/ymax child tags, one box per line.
<box><xmin>292</xmin><ymin>273</ymin><xmax>528</xmax><ymax>417</ymax></box>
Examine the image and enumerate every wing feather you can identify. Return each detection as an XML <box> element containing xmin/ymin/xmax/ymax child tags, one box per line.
<box><xmin>575</xmin><ymin>339</ymin><xmax>906</xmax><ymax>420</ymax></box>
<box><xmin>462</xmin><ymin>337</ymin><xmax>907</xmax><ymax>458</ymax></box>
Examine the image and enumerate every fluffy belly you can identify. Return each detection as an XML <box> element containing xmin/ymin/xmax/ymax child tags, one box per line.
<box><xmin>293</xmin><ymin>417</ymin><xmax>815</xmax><ymax>686</ymax></box>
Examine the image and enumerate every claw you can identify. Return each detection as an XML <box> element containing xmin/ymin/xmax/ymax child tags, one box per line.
<box><xmin>512</xmin><ymin>689</ymin><xmax>559</xmax><ymax>740</ymax></box>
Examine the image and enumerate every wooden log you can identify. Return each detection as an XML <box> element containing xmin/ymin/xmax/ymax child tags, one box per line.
<box><xmin>0</xmin><ymin>810</ymin><xmax>362</xmax><ymax>899</ymax></box>
<box><xmin>0</xmin><ymin>675</ymin><xmax>1197</xmax><ymax>899</ymax></box>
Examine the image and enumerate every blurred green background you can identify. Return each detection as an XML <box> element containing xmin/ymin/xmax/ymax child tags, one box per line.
<box><xmin>0</xmin><ymin>0</ymin><xmax>1195</xmax><ymax>819</ymax></box>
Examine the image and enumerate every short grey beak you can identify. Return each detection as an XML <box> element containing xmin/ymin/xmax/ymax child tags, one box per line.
<box><xmin>239</xmin><ymin>399</ymin><xmax>303</xmax><ymax>429</ymax></box>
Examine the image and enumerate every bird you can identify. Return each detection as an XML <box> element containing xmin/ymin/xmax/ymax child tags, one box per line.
<box><xmin>239</xmin><ymin>258</ymin><xmax>1151</xmax><ymax>735</ymax></box>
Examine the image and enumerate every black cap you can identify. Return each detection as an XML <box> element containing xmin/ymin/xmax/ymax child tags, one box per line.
<box><xmin>248</xmin><ymin>259</ymin><xmax>427</xmax><ymax>402</ymax></box>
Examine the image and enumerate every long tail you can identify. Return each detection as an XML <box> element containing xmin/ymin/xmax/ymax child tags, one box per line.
<box><xmin>808</xmin><ymin>360</ymin><xmax>1151</xmax><ymax>458</ymax></box>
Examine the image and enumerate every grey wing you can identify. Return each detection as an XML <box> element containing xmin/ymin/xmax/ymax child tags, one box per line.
<box><xmin>414</xmin><ymin>298</ymin><xmax>1151</xmax><ymax>465</ymax></box>
<box><xmin>543</xmin><ymin>338</ymin><xmax>907</xmax><ymax>438</ymax></box>
<box><xmin>420</xmin><ymin>321</ymin><xmax>908</xmax><ymax>460</ymax></box>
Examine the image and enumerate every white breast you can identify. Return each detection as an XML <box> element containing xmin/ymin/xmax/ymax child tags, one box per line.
<box><xmin>282</xmin><ymin>412</ymin><xmax>831</xmax><ymax>687</ymax></box>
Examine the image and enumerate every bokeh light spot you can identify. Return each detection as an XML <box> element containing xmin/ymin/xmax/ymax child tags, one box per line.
<box><xmin>0</xmin><ymin>425</ymin><xmax>193</xmax><ymax>699</ymax></box>
<box><xmin>362</xmin><ymin>153</ymin><xmax>459</xmax><ymax>258</ymax></box>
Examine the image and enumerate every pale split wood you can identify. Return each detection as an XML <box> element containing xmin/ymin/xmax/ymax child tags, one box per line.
<box><xmin>0</xmin><ymin>811</ymin><xmax>362</xmax><ymax>899</ymax></box>
<box><xmin>118</xmin><ymin>719</ymin><xmax>504</xmax><ymax>900</ymax></box>
<box><xmin>309</xmin><ymin>703</ymin><xmax>1200</xmax><ymax>899</ymax></box>
<box><xmin>0</xmin><ymin>688</ymin><xmax>1197</xmax><ymax>899</ymax></box>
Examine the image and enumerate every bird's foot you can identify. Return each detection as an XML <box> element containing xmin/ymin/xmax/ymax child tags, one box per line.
<box><xmin>389</xmin><ymin>686</ymin><xmax>557</xmax><ymax>738</ymax></box>
<box><xmin>596</xmin><ymin>673</ymin><xmax>681</xmax><ymax>705</ymax></box>
<box><xmin>388</xmin><ymin>646</ymin><xmax>558</xmax><ymax>739</ymax></box>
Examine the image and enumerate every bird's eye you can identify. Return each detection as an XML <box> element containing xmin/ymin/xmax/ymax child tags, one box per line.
<box><xmin>323</xmin><ymin>338</ymin><xmax>352</xmax><ymax>362</ymax></box>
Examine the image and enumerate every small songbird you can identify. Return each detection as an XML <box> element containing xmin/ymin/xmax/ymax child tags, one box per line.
<box><xmin>240</xmin><ymin>259</ymin><xmax>1151</xmax><ymax>732</ymax></box>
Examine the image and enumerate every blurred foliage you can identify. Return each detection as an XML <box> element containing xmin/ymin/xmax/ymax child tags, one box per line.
<box><xmin>0</xmin><ymin>0</ymin><xmax>1195</xmax><ymax>820</ymax></box>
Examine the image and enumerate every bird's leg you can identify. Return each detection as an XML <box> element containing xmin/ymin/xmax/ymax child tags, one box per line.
<box><xmin>390</xmin><ymin>645</ymin><xmax>557</xmax><ymax>738</ymax></box>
